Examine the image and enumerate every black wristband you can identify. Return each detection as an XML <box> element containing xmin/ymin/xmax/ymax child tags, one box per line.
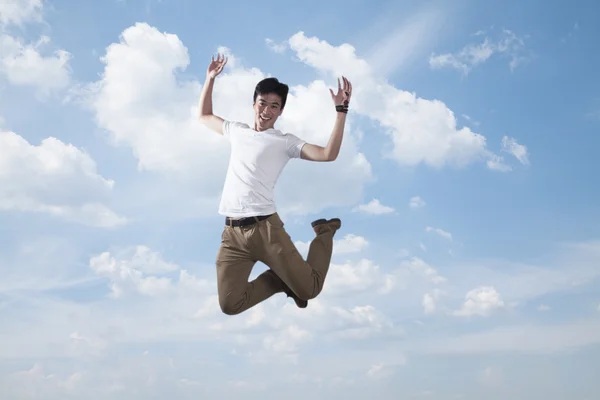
<box><xmin>336</xmin><ymin>104</ymin><xmax>349</xmax><ymax>113</ymax></box>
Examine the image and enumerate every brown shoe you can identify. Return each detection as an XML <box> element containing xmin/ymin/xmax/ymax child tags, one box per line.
<box><xmin>311</xmin><ymin>218</ymin><xmax>341</xmax><ymax>234</ymax></box>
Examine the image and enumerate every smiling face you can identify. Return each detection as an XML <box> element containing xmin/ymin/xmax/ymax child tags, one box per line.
<box><xmin>251</xmin><ymin>77</ymin><xmax>288</xmax><ymax>132</ymax></box>
<box><xmin>253</xmin><ymin>93</ymin><xmax>283</xmax><ymax>131</ymax></box>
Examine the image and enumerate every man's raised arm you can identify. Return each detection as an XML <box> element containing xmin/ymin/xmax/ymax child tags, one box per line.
<box><xmin>301</xmin><ymin>76</ymin><xmax>352</xmax><ymax>162</ymax></box>
<box><xmin>198</xmin><ymin>54</ymin><xmax>227</xmax><ymax>135</ymax></box>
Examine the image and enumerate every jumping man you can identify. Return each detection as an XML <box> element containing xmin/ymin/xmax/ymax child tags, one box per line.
<box><xmin>198</xmin><ymin>54</ymin><xmax>353</xmax><ymax>315</ymax></box>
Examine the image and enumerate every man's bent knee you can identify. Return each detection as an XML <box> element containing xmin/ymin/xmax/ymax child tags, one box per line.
<box><xmin>219</xmin><ymin>295</ymin><xmax>244</xmax><ymax>316</ymax></box>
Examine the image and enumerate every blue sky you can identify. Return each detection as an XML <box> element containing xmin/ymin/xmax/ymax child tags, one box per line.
<box><xmin>1</xmin><ymin>0</ymin><xmax>599</xmax><ymax>398</ymax></box>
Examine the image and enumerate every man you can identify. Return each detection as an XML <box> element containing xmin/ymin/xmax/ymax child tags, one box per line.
<box><xmin>198</xmin><ymin>53</ymin><xmax>352</xmax><ymax>315</ymax></box>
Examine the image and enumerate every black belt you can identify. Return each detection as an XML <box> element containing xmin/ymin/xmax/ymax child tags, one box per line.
<box><xmin>225</xmin><ymin>214</ymin><xmax>273</xmax><ymax>227</ymax></box>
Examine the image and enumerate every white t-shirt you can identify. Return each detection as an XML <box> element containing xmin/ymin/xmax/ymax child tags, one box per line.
<box><xmin>218</xmin><ymin>120</ymin><xmax>306</xmax><ymax>217</ymax></box>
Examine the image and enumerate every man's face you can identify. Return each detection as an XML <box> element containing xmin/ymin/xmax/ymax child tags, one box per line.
<box><xmin>253</xmin><ymin>93</ymin><xmax>283</xmax><ymax>131</ymax></box>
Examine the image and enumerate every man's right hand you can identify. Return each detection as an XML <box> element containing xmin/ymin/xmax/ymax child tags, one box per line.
<box><xmin>207</xmin><ymin>53</ymin><xmax>227</xmax><ymax>79</ymax></box>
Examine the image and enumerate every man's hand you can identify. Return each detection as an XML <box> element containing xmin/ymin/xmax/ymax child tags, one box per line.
<box><xmin>329</xmin><ymin>76</ymin><xmax>352</xmax><ymax>108</ymax></box>
<box><xmin>207</xmin><ymin>53</ymin><xmax>227</xmax><ymax>79</ymax></box>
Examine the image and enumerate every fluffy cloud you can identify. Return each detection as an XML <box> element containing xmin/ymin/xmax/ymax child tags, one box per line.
<box><xmin>501</xmin><ymin>136</ymin><xmax>529</xmax><ymax>165</ymax></box>
<box><xmin>286</xmin><ymin>31</ymin><xmax>511</xmax><ymax>171</ymax></box>
<box><xmin>332</xmin><ymin>234</ymin><xmax>369</xmax><ymax>254</ymax></box>
<box><xmin>81</xmin><ymin>23</ymin><xmax>371</xmax><ymax>218</ymax></box>
<box><xmin>422</xmin><ymin>288</ymin><xmax>446</xmax><ymax>315</ymax></box>
<box><xmin>487</xmin><ymin>154</ymin><xmax>512</xmax><ymax>172</ymax></box>
<box><xmin>327</xmin><ymin>304</ymin><xmax>395</xmax><ymax>340</ymax></box>
<box><xmin>80</xmin><ymin>243</ymin><xmax>399</xmax><ymax>356</ymax></box>
<box><xmin>452</xmin><ymin>286</ymin><xmax>505</xmax><ymax>317</ymax></box>
<box><xmin>3</xmin><ymin>236</ymin><xmax>600</xmax><ymax>398</ymax></box>
<box><xmin>403</xmin><ymin>257</ymin><xmax>446</xmax><ymax>285</ymax></box>
<box><xmin>265</xmin><ymin>38</ymin><xmax>286</xmax><ymax>54</ymax></box>
<box><xmin>429</xmin><ymin>28</ymin><xmax>529</xmax><ymax>74</ymax></box>
<box><xmin>0</xmin><ymin>34</ymin><xmax>72</xmax><ymax>95</ymax></box>
<box><xmin>0</xmin><ymin>0</ymin><xmax>71</xmax><ymax>96</ymax></box>
<box><xmin>88</xmin><ymin>245</ymin><xmax>219</xmax><ymax>314</ymax></box>
<box><xmin>0</xmin><ymin>0</ymin><xmax>43</xmax><ymax>27</ymax></box>
<box><xmin>89</xmin><ymin>246</ymin><xmax>180</xmax><ymax>298</ymax></box>
<box><xmin>262</xmin><ymin>324</ymin><xmax>312</xmax><ymax>356</ymax></box>
<box><xmin>325</xmin><ymin>259</ymin><xmax>391</xmax><ymax>296</ymax></box>
<box><xmin>409</xmin><ymin>196</ymin><xmax>426</xmax><ymax>209</ymax></box>
<box><xmin>0</xmin><ymin>128</ymin><xmax>126</xmax><ymax>227</ymax></box>
<box><xmin>353</xmin><ymin>199</ymin><xmax>396</xmax><ymax>215</ymax></box>
<box><xmin>425</xmin><ymin>226</ymin><xmax>453</xmax><ymax>241</ymax></box>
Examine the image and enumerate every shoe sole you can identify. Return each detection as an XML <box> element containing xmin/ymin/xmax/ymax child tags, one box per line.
<box><xmin>295</xmin><ymin>299</ymin><xmax>308</xmax><ymax>308</ymax></box>
<box><xmin>311</xmin><ymin>218</ymin><xmax>341</xmax><ymax>228</ymax></box>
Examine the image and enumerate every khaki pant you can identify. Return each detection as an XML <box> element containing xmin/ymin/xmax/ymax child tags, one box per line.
<box><xmin>215</xmin><ymin>213</ymin><xmax>336</xmax><ymax>315</ymax></box>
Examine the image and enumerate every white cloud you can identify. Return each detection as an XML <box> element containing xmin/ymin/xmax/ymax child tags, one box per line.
<box><xmin>0</xmin><ymin>128</ymin><xmax>126</xmax><ymax>228</ymax></box>
<box><xmin>452</xmin><ymin>286</ymin><xmax>505</xmax><ymax>317</ymax></box>
<box><xmin>325</xmin><ymin>259</ymin><xmax>391</xmax><ymax>296</ymax></box>
<box><xmin>353</xmin><ymin>199</ymin><xmax>395</xmax><ymax>215</ymax></box>
<box><xmin>425</xmin><ymin>226</ymin><xmax>453</xmax><ymax>241</ymax></box>
<box><xmin>328</xmin><ymin>305</ymin><xmax>394</xmax><ymax>340</ymax></box>
<box><xmin>89</xmin><ymin>246</ymin><xmax>181</xmax><ymax>298</ymax></box>
<box><xmin>265</xmin><ymin>38</ymin><xmax>287</xmax><ymax>54</ymax></box>
<box><xmin>286</xmin><ymin>31</ymin><xmax>507</xmax><ymax>171</ymax></box>
<box><xmin>429</xmin><ymin>28</ymin><xmax>529</xmax><ymax>75</ymax></box>
<box><xmin>80</xmin><ymin>23</ymin><xmax>371</xmax><ymax>218</ymax></box>
<box><xmin>409</xmin><ymin>196</ymin><xmax>425</xmax><ymax>209</ymax></box>
<box><xmin>0</xmin><ymin>34</ymin><xmax>72</xmax><ymax>96</ymax></box>
<box><xmin>262</xmin><ymin>324</ymin><xmax>312</xmax><ymax>355</ymax></box>
<box><xmin>2</xmin><ymin>237</ymin><xmax>600</xmax><ymax>397</ymax></box>
<box><xmin>422</xmin><ymin>289</ymin><xmax>446</xmax><ymax>315</ymax></box>
<box><xmin>538</xmin><ymin>304</ymin><xmax>551</xmax><ymax>311</ymax></box>
<box><xmin>28</xmin><ymin>243</ymin><xmax>395</xmax><ymax>360</ymax></box>
<box><xmin>287</xmin><ymin>31</ymin><xmax>372</xmax><ymax>80</ymax></box>
<box><xmin>403</xmin><ymin>257</ymin><xmax>446</xmax><ymax>285</ymax></box>
<box><xmin>486</xmin><ymin>154</ymin><xmax>512</xmax><ymax>172</ymax></box>
<box><xmin>0</xmin><ymin>0</ymin><xmax>43</xmax><ymax>27</ymax></box>
<box><xmin>332</xmin><ymin>234</ymin><xmax>369</xmax><ymax>254</ymax></box>
<box><xmin>422</xmin><ymin>293</ymin><xmax>436</xmax><ymax>314</ymax></box>
<box><xmin>501</xmin><ymin>136</ymin><xmax>529</xmax><ymax>165</ymax></box>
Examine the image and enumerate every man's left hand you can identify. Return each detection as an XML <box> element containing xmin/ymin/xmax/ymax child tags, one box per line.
<box><xmin>329</xmin><ymin>76</ymin><xmax>352</xmax><ymax>107</ymax></box>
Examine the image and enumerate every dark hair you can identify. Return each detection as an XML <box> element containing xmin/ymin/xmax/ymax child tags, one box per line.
<box><xmin>253</xmin><ymin>77</ymin><xmax>289</xmax><ymax>109</ymax></box>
